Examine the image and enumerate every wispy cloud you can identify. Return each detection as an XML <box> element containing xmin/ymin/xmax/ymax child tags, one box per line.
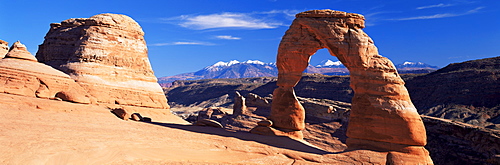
<box><xmin>416</xmin><ymin>3</ymin><xmax>454</xmax><ymax>10</ymax></box>
<box><xmin>363</xmin><ymin>11</ymin><xmax>399</xmax><ymax>26</ymax></box>
<box><xmin>390</xmin><ymin>7</ymin><xmax>484</xmax><ymax>21</ymax></box>
<box><xmin>176</xmin><ymin>12</ymin><xmax>283</xmax><ymax>30</ymax></box>
<box><xmin>256</xmin><ymin>9</ymin><xmax>300</xmax><ymax>19</ymax></box>
<box><xmin>215</xmin><ymin>35</ymin><xmax>241</xmax><ymax>40</ymax></box>
<box><xmin>149</xmin><ymin>41</ymin><xmax>215</xmax><ymax>46</ymax></box>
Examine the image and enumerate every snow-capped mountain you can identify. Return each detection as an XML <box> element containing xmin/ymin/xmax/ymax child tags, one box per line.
<box><xmin>203</xmin><ymin>60</ymin><xmax>275</xmax><ymax>72</ymax></box>
<box><xmin>396</xmin><ymin>61</ymin><xmax>439</xmax><ymax>70</ymax></box>
<box><xmin>315</xmin><ymin>60</ymin><xmax>344</xmax><ymax>68</ymax></box>
<box><xmin>157</xmin><ymin>60</ymin><xmax>277</xmax><ymax>87</ymax></box>
<box><xmin>158</xmin><ymin>59</ymin><xmax>439</xmax><ymax>87</ymax></box>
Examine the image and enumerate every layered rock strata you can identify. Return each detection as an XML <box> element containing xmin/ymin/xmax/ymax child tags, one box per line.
<box><xmin>254</xmin><ymin>9</ymin><xmax>432</xmax><ymax>164</ymax></box>
<box><xmin>36</xmin><ymin>13</ymin><xmax>168</xmax><ymax>108</ymax></box>
<box><xmin>0</xmin><ymin>41</ymin><xmax>90</xmax><ymax>103</ymax></box>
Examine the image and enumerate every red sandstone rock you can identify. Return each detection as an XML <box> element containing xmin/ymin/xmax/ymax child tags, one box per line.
<box><xmin>257</xmin><ymin>120</ymin><xmax>273</xmax><ymax>127</ymax></box>
<box><xmin>255</xmin><ymin>9</ymin><xmax>432</xmax><ymax>164</ymax></box>
<box><xmin>0</xmin><ymin>41</ymin><xmax>91</xmax><ymax>104</ymax></box>
<box><xmin>111</xmin><ymin>108</ymin><xmax>130</xmax><ymax>120</ymax></box>
<box><xmin>0</xmin><ymin>40</ymin><xmax>8</xmax><ymax>58</ymax></box>
<box><xmin>130</xmin><ymin>113</ymin><xmax>144</xmax><ymax>121</ymax></box>
<box><xmin>268</xmin><ymin>86</ymin><xmax>305</xmax><ymax>131</ymax></box>
<box><xmin>5</xmin><ymin>41</ymin><xmax>37</xmax><ymax>62</ymax></box>
<box><xmin>36</xmin><ymin>13</ymin><xmax>168</xmax><ymax>109</ymax></box>
<box><xmin>194</xmin><ymin>119</ymin><xmax>223</xmax><ymax>128</ymax></box>
<box><xmin>233</xmin><ymin>91</ymin><xmax>248</xmax><ymax>116</ymax></box>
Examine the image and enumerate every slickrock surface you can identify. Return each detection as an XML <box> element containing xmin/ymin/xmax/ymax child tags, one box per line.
<box><xmin>260</xmin><ymin>9</ymin><xmax>432</xmax><ymax>164</ymax></box>
<box><xmin>36</xmin><ymin>13</ymin><xmax>168</xmax><ymax>109</ymax></box>
<box><xmin>0</xmin><ymin>40</ymin><xmax>8</xmax><ymax>58</ymax></box>
<box><xmin>1</xmin><ymin>93</ymin><xmax>396</xmax><ymax>164</ymax></box>
<box><xmin>0</xmin><ymin>41</ymin><xmax>91</xmax><ymax>104</ymax></box>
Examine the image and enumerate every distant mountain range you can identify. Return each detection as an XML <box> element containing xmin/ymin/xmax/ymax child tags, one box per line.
<box><xmin>158</xmin><ymin>59</ymin><xmax>439</xmax><ymax>87</ymax></box>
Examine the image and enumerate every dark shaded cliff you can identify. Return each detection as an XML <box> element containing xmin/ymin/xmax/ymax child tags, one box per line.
<box><xmin>406</xmin><ymin>56</ymin><xmax>500</xmax><ymax>127</ymax></box>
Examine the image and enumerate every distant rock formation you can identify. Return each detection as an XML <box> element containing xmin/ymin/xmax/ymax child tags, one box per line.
<box><xmin>0</xmin><ymin>40</ymin><xmax>8</xmax><ymax>58</ymax></box>
<box><xmin>232</xmin><ymin>91</ymin><xmax>248</xmax><ymax>116</ymax></box>
<box><xmin>36</xmin><ymin>13</ymin><xmax>168</xmax><ymax>109</ymax></box>
<box><xmin>0</xmin><ymin>41</ymin><xmax>91</xmax><ymax>103</ymax></box>
<box><xmin>253</xmin><ymin>9</ymin><xmax>432</xmax><ymax>164</ymax></box>
<box><xmin>406</xmin><ymin>56</ymin><xmax>500</xmax><ymax>128</ymax></box>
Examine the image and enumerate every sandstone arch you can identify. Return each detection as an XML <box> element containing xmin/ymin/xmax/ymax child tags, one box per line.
<box><xmin>256</xmin><ymin>10</ymin><xmax>432</xmax><ymax>164</ymax></box>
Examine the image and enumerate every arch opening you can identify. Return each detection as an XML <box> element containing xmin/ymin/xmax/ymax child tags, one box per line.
<box><xmin>306</xmin><ymin>49</ymin><xmax>348</xmax><ymax>76</ymax></box>
<box><xmin>251</xmin><ymin>10</ymin><xmax>432</xmax><ymax>163</ymax></box>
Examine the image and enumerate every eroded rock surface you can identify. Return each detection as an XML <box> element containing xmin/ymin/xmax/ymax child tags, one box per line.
<box><xmin>0</xmin><ymin>40</ymin><xmax>8</xmax><ymax>58</ymax></box>
<box><xmin>5</xmin><ymin>41</ymin><xmax>37</xmax><ymax>62</ymax></box>
<box><xmin>233</xmin><ymin>91</ymin><xmax>248</xmax><ymax>116</ymax></box>
<box><xmin>0</xmin><ymin>41</ymin><xmax>91</xmax><ymax>103</ymax></box>
<box><xmin>257</xmin><ymin>9</ymin><xmax>432</xmax><ymax>164</ymax></box>
<box><xmin>36</xmin><ymin>13</ymin><xmax>168</xmax><ymax>109</ymax></box>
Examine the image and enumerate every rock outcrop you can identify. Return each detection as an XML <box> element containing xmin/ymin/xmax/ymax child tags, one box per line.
<box><xmin>5</xmin><ymin>41</ymin><xmax>38</xmax><ymax>62</ymax></box>
<box><xmin>36</xmin><ymin>13</ymin><xmax>168</xmax><ymax>109</ymax></box>
<box><xmin>0</xmin><ymin>41</ymin><xmax>91</xmax><ymax>103</ymax></box>
<box><xmin>233</xmin><ymin>91</ymin><xmax>248</xmax><ymax>116</ymax></box>
<box><xmin>0</xmin><ymin>40</ymin><xmax>8</xmax><ymax>58</ymax></box>
<box><xmin>253</xmin><ymin>9</ymin><xmax>432</xmax><ymax>164</ymax></box>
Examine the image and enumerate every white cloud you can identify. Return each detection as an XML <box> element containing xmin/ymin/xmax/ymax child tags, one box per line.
<box><xmin>215</xmin><ymin>35</ymin><xmax>241</xmax><ymax>40</ymax></box>
<box><xmin>149</xmin><ymin>41</ymin><xmax>215</xmax><ymax>46</ymax></box>
<box><xmin>392</xmin><ymin>13</ymin><xmax>457</xmax><ymax>21</ymax></box>
<box><xmin>416</xmin><ymin>3</ymin><xmax>454</xmax><ymax>10</ymax></box>
<box><xmin>390</xmin><ymin>7</ymin><xmax>484</xmax><ymax>21</ymax></box>
<box><xmin>256</xmin><ymin>9</ymin><xmax>300</xmax><ymax>18</ymax></box>
<box><xmin>178</xmin><ymin>12</ymin><xmax>282</xmax><ymax>30</ymax></box>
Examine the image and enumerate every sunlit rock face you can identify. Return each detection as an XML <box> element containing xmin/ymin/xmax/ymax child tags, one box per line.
<box><xmin>0</xmin><ymin>40</ymin><xmax>8</xmax><ymax>58</ymax></box>
<box><xmin>36</xmin><ymin>13</ymin><xmax>169</xmax><ymax>109</ymax></box>
<box><xmin>264</xmin><ymin>9</ymin><xmax>433</xmax><ymax>164</ymax></box>
<box><xmin>0</xmin><ymin>41</ymin><xmax>91</xmax><ymax>104</ymax></box>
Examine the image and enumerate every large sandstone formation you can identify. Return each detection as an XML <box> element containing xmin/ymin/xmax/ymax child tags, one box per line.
<box><xmin>36</xmin><ymin>13</ymin><xmax>168</xmax><ymax>109</ymax></box>
<box><xmin>0</xmin><ymin>40</ymin><xmax>8</xmax><ymax>58</ymax></box>
<box><xmin>0</xmin><ymin>41</ymin><xmax>90</xmax><ymax>103</ymax></box>
<box><xmin>253</xmin><ymin>10</ymin><xmax>433</xmax><ymax>164</ymax></box>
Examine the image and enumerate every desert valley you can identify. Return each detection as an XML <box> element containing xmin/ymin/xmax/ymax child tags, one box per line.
<box><xmin>1</xmin><ymin>9</ymin><xmax>499</xmax><ymax>165</ymax></box>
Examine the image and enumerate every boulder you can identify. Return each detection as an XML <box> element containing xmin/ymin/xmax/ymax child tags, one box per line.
<box><xmin>0</xmin><ymin>41</ymin><xmax>91</xmax><ymax>104</ymax></box>
<box><xmin>111</xmin><ymin>108</ymin><xmax>130</xmax><ymax>120</ymax></box>
<box><xmin>194</xmin><ymin>119</ymin><xmax>223</xmax><ymax>128</ymax></box>
<box><xmin>130</xmin><ymin>113</ymin><xmax>144</xmax><ymax>121</ymax></box>
<box><xmin>0</xmin><ymin>40</ymin><xmax>8</xmax><ymax>58</ymax></box>
<box><xmin>257</xmin><ymin>120</ymin><xmax>273</xmax><ymax>127</ymax></box>
<box><xmin>256</xmin><ymin>9</ymin><xmax>432</xmax><ymax>164</ymax></box>
<box><xmin>36</xmin><ymin>13</ymin><xmax>168</xmax><ymax>109</ymax></box>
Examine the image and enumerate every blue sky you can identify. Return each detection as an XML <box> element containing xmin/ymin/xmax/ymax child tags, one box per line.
<box><xmin>1</xmin><ymin>0</ymin><xmax>498</xmax><ymax>77</ymax></box>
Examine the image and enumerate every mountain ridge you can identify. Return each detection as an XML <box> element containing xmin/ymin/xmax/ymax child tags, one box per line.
<box><xmin>158</xmin><ymin>60</ymin><xmax>439</xmax><ymax>87</ymax></box>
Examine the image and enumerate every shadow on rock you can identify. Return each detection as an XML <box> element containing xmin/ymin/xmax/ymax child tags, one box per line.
<box><xmin>146</xmin><ymin>121</ymin><xmax>333</xmax><ymax>155</ymax></box>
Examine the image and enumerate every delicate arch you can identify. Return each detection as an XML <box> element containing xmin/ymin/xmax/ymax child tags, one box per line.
<box><xmin>271</xmin><ymin>10</ymin><xmax>427</xmax><ymax>147</ymax></box>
